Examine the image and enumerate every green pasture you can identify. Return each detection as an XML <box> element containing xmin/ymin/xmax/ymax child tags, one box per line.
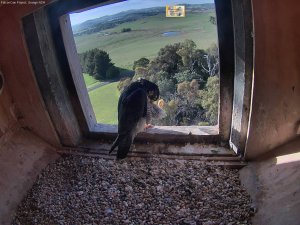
<box><xmin>74</xmin><ymin>11</ymin><xmax>218</xmax><ymax>69</ymax></box>
<box><xmin>84</xmin><ymin>73</ymin><xmax>119</xmax><ymax>124</ymax></box>
<box><xmin>83</xmin><ymin>73</ymin><xmax>100</xmax><ymax>87</ymax></box>
<box><xmin>88</xmin><ymin>82</ymin><xmax>120</xmax><ymax>124</ymax></box>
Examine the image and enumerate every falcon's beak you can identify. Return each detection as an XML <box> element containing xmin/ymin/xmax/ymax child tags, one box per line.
<box><xmin>148</xmin><ymin>91</ymin><xmax>158</xmax><ymax>101</ymax></box>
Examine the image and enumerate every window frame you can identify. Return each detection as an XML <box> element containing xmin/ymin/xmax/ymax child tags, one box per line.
<box><xmin>22</xmin><ymin>0</ymin><xmax>253</xmax><ymax>157</ymax></box>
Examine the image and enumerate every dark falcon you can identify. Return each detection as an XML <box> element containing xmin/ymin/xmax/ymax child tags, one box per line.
<box><xmin>109</xmin><ymin>79</ymin><xmax>159</xmax><ymax>159</ymax></box>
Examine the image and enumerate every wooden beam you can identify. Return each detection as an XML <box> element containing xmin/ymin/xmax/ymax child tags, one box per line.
<box><xmin>215</xmin><ymin>0</ymin><xmax>235</xmax><ymax>143</ymax></box>
<box><xmin>48</xmin><ymin>0</ymin><xmax>125</xmax><ymax>17</ymax></box>
<box><xmin>23</xmin><ymin>9</ymin><xmax>82</xmax><ymax>146</ymax></box>
<box><xmin>230</xmin><ymin>0</ymin><xmax>254</xmax><ymax>156</ymax></box>
<box><xmin>59</xmin><ymin>14</ymin><xmax>97</xmax><ymax>131</ymax></box>
<box><xmin>89</xmin><ymin>124</ymin><xmax>221</xmax><ymax>145</ymax></box>
<box><xmin>57</xmin><ymin>147</ymin><xmax>246</xmax><ymax>168</ymax></box>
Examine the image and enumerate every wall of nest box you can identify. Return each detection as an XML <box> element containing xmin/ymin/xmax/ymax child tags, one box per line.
<box><xmin>0</xmin><ymin>0</ymin><xmax>300</xmax><ymax>224</ymax></box>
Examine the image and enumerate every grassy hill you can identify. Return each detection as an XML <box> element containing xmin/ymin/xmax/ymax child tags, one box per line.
<box><xmin>83</xmin><ymin>73</ymin><xmax>99</xmax><ymax>87</ymax></box>
<box><xmin>88</xmin><ymin>82</ymin><xmax>120</xmax><ymax>124</ymax></box>
<box><xmin>83</xmin><ymin>74</ymin><xmax>118</xmax><ymax>124</ymax></box>
<box><xmin>74</xmin><ymin>11</ymin><xmax>217</xmax><ymax>70</ymax></box>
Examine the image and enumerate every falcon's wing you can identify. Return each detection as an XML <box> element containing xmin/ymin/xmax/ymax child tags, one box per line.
<box><xmin>118</xmin><ymin>87</ymin><xmax>147</xmax><ymax>135</ymax></box>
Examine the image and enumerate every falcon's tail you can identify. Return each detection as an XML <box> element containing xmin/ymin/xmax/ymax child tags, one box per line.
<box><xmin>109</xmin><ymin>134</ymin><xmax>134</xmax><ymax>159</ymax></box>
<box><xmin>109</xmin><ymin>135</ymin><xmax>120</xmax><ymax>154</ymax></box>
<box><xmin>117</xmin><ymin>134</ymin><xmax>133</xmax><ymax>160</ymax></box>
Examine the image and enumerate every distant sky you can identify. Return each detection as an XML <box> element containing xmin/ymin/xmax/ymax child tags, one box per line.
<box><xmin>70</xmin><ymin>0</ymin><xmax>214</xmax><ymax>25</ymax></box>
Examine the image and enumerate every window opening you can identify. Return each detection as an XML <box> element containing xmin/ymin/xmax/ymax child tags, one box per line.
<box><xmin>23</xmin><ymin>0</ymin><xmax>254</xmax><ymax>154</ymax></box>
<box><xmin>69</xmin><ymin>0</ymin><xmax>220</xmax><ymax>128</ymax></box>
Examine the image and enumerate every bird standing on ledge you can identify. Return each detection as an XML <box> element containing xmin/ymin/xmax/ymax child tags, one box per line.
<box><xmin>110</xmin><ymin>79</ymin><xmax>160</xmax><ymax>159</ymax></box>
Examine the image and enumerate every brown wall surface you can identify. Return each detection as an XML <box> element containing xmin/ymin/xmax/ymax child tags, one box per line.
<box><xmin>246</xmin><ymin>0</ymin><xmax>300</xmax><ymax>159</ymax></box>
<box><xmin>0</xmin><ymin>2</ymin><xmax>59</xmax><ymax>146</ymax></box>
<box><xmin>0</xmin><ymin>1</ymin><xmax>299</xmax><ymax>224</ymax></box>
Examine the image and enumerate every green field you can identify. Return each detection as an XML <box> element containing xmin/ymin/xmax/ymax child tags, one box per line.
<box><xmin>78</xmin><ymin>10</ymin><xmax>218</xmax><ymax>124</ymax></box>
<box><xmin>83</xmin><ymin>74</ymin><xmax>119</xmax><ymax>124</ymax></box>
<box><xmin>75</xmin><ymin>11</ymin><xmax>218</xmax><ymax>70</ymax></box>
<box><xmin>88</xmin><ymin>82</ymin><xmax>120</xmax><ymax>124</ymax></box>
<box><xmin>83</xmin><ymin>73</ymin><xmax>99</xmax><ymax>87</ymax></box>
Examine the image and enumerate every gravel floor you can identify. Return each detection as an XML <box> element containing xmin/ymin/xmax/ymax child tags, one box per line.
<box><xmin>12</xmin><ymin>155</ymin><xmax>254</xmax><ymax>225</ymax></box>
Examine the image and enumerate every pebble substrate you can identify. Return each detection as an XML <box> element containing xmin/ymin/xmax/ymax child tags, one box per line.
<box><xmin>13</xmin><ymin>155</ymin><xmax>253</xmax><ymax>225</ymax></box>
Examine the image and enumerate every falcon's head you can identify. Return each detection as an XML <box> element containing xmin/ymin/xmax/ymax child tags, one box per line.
<box><xmin>138</xmin><ymin>78</ymin><xmax>159</xmax><ymax>101</ymax></box>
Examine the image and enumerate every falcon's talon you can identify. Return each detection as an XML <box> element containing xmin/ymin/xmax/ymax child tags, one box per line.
<box><xmin>145</xmin><ymin>124</ymin><xmax>154</xmax><ymax>129</ymax></box>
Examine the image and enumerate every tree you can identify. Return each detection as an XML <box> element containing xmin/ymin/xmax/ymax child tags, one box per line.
<box><xmin>132</xmin><ymin>67</ymin><xmax>149</xmax><ymax>81</ymax></box>
<box><xmin>175</xmin><ymin>80</ymin><xmax>204</xmax><ymax>125</ymax></box>
<box><xmin>177</xmin><ymin>80</ymin><xmax>199</xmax><ymax>104</ymax></box>
<box><xmin>78</xmin><ymin>52</ymin><xmax>89</xmax><ymax>73</ymax></box>
<box><xmin>106</xmin><ymin>66</ymin><xmax>120</xmax><ymax>79</ymax></box>
<box><xmin>190</xmin><ymin>49</ymin><xmax>210</xmax><ymax>81</ymax></box>
<box><xmin>199</xmin><ymin>76</ymin><xmax>220</xmax><ymax>125</ymax></box>
<box><xmin>157</xmin><ymin>78</ymin><xmax>176</xmax><ymax>98</ymax></box>
<box><xmin>79</xmin><ymin>48</ymin><xmax>118</xmax><ymax>81</ymax></box>
<box><xmin>150</xmin><ymin>43</ymin><xmax>183</xmax><ymax>74</ymax></box>
<box><xmin>201</xmin><ymin>43</ymin><xmax>219</xmax><ymax>77</ymax></box>
<box><xmin>117</xmin><ymin>77</ymin><xmax>132</xmax><ymax>92</ymax></box>
<box><xmin>133</xmin><ymin>57</ymin><xmax>150</xmax><ymax>70</ymax></box>
<box><xmin>114</xmin><ymin>40</ymin><xmax>220</xmax><ymax>126</ymax></box>
<box><xmin>150</xmin><ymin>71</ymin><xmax>170</xmax><ymax>83</ymax></box>
<box><xmin>93</xmin><ymin>50</ymin><xmax>113</xmax><ymax>80</ymax></box>
<box><xmin>209</xmin><ymin>16</ymin><xmax>216</xmax><ymax>25</ymax></box>
<box><xmin>174</xmin><ymin>70</ymin><xmax>204</xmax><ymax>86</ymax></box>
<box><xmin>177</xmin><ymin>39</ymin><xmax>197</xmax><ymax>71</ymax></box>
<box><xmin>121</xmin><ymin>28</ymin><xmax>132</xmax><ymax>32</ymax></box>
<box><xmin>152</xmin><ymin>98</ymin><xmax>178</xmax><ymax>126</ymax></box>
<box><xmin>86</xmin><ymin>50</ymin><xmax>96</xmax><ymax>75</ymax></box>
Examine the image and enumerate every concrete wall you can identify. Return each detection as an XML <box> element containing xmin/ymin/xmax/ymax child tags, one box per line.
<box><xmin>240</xmin><ymin>138</ymin><xmax>300</xmax><ymax>225</ymax></box>
<box><xmin>0</xmin><ymin>128</ymin><xmax>59</xmax><ymax>225</ymax></box>
<box><xmin>0</xmin><ymin>0</ymin><xmax>300</xmax><ymax>224</ymax></box>
<box><xmin>0</xmin><ymin>3</ymin><xmax>60</xmax><ymax>224</ymax></box>
<box><xmin>0</xmin><ymin>75</ymin><xmax>17</xmax><ymax>137</ymax></box>
<box><xmin>0</xmin><ymin>2</ymin><xmax>59</xmax><ymax>146</ymax></box>
<box><xmin>241</xmin><ymin>1</ymin><xmax>300</xmax><ymax>223</ymax></box>
<box><xmin>245</xmin><ymin>0</ymin><xmax>300</xmax><ymax>159</ymax></box>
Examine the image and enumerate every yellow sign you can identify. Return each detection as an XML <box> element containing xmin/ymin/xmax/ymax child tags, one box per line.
<box><xmin>166</xmin><ymin>5</ymin><xmax>185</xmax><ymax>17</ymax></box>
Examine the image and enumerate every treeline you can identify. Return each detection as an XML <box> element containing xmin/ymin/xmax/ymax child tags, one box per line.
<box><xmin>73</xmin><ymin>5</ymin><xmax>215</xmax><ymax>37</ymax></box>
<box><xmin>79</xmin><ymin>49</ymin><xmax>120</xmax><ymax>81</ymax></box>
<box><xmin>118</xmin><ymin>39</ymin><xmax>219</xmax><ymax>126</ymax></box>
<box><xmin>73</xmin><ymin>11</ymin><xmax>161</xmax><ymax>37</ymax></box>
<box><xmin>121</xmin><ymin>28</ymin><xmax>132</xmax><ymax>32</ymax></box>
